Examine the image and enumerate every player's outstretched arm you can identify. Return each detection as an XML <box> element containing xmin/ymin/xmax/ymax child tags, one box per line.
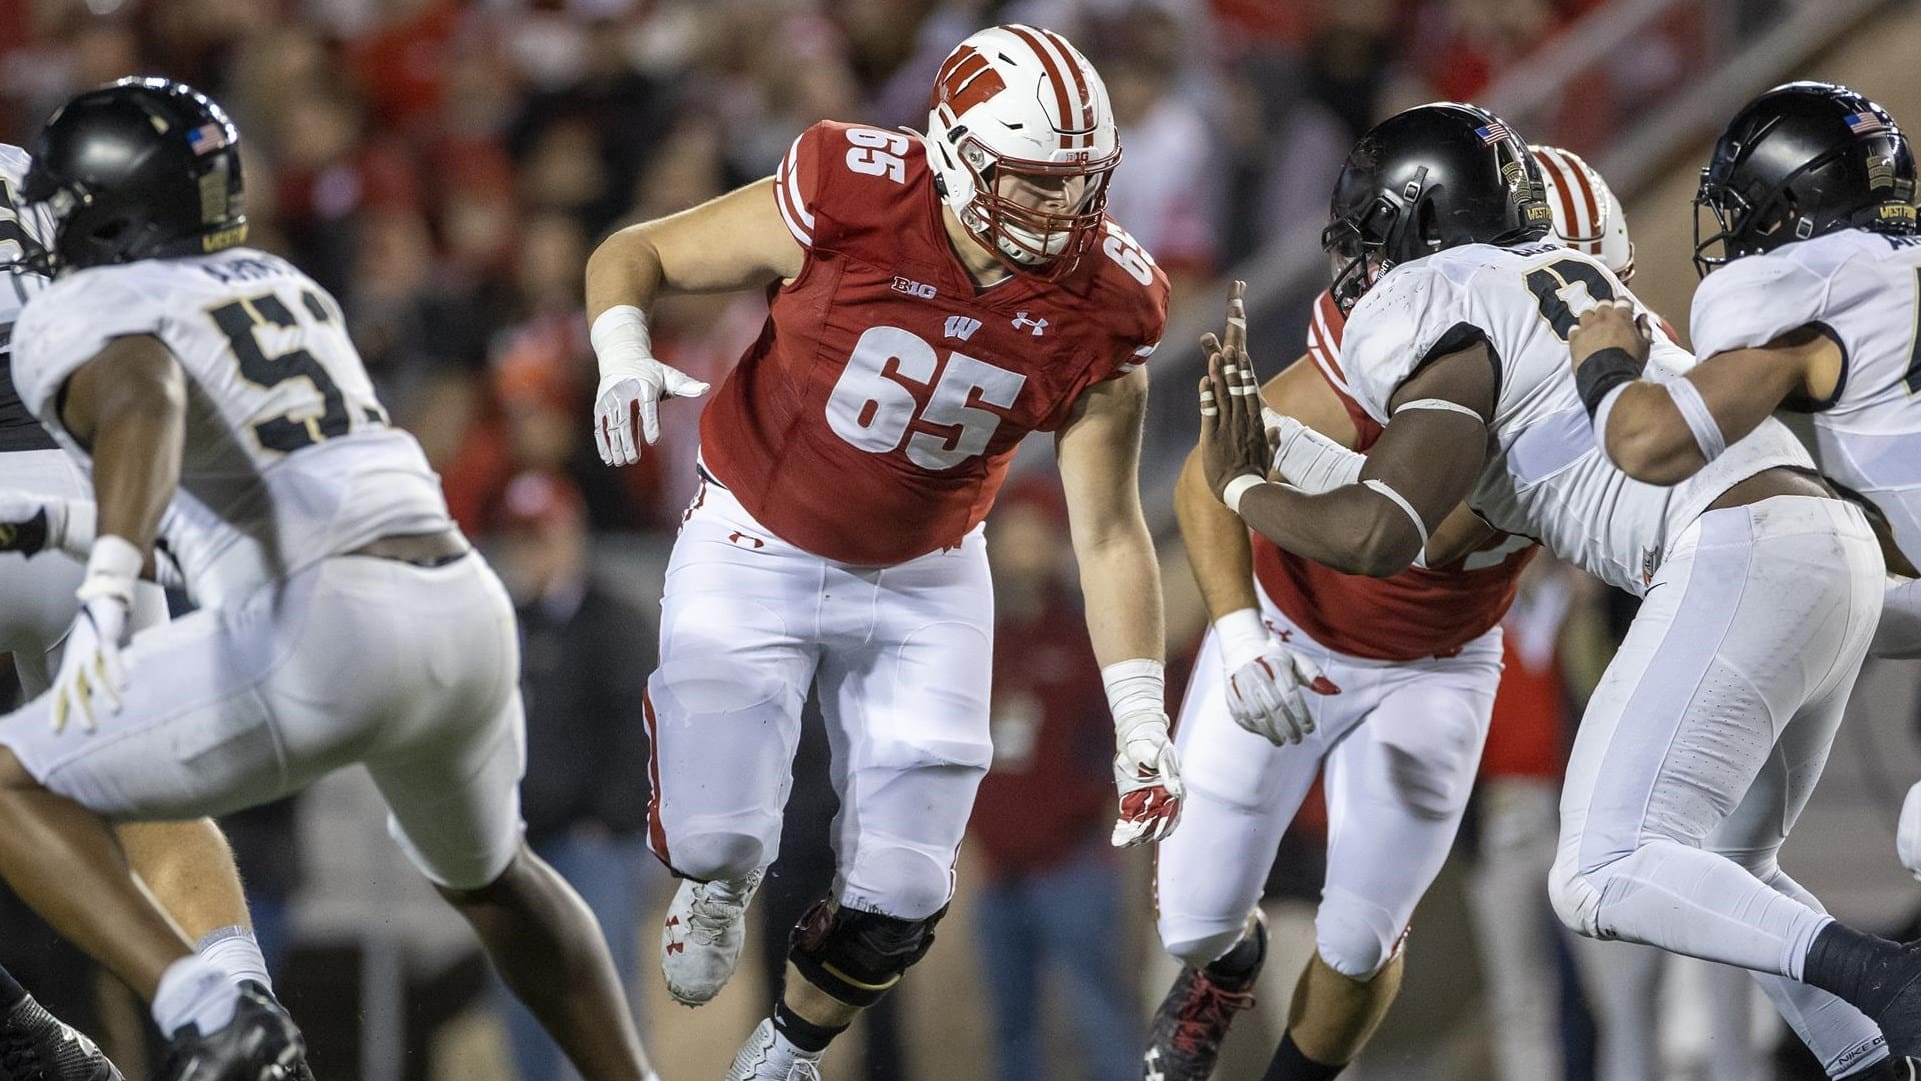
<box><xmin>1200</xmin><ymin>338</ymin><xmax>1491</xmax><ymax>579</ymax></box>
<box><xmin>45</xmin><ymin>334</ymin><xmax>186</xmax><ymax>731</ymax></box>
<box><xmin>1058</xmin><ymin>367</ymin><xmax>1183</xmax><ymax>846</ymax></box>
<box><xmin>583</xmin><ymin>177</ymin><xmax>806</xmax><ymax>466</ymax></box>
<box><xmin>1569</xmin><ymin>301</ymin><xmax>1825</xmax><ymax>485</ymax></box>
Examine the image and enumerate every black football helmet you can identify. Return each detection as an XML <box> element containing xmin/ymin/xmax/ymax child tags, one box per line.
<box><xmin>1694</xmin><ymin>81</ymin><xmax>1917</xmax><ymax>277</ymax></box>
<box><xmin>1321</xmin><ymin>102</ymin><xmax>1552</xmax><ymax>314</ymax></box>
<box><xmin>20</xmin><ymin>77</ymin><xmax>247</xmax><ymax>274</ymax></box>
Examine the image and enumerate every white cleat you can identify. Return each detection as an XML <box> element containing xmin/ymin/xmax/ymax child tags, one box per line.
<box><xmin>724</xmin><ymin>1018</ymin><xmax>822</xmax><ymax>1081</ymax></box>
<box><xmin>660</xmin><ymin>869</ymin><xmax>762</xmax><ymax>1006</ymax></box>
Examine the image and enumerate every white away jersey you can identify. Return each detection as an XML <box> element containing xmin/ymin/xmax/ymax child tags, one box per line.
<box><xmin>0</xmin><ymin>144</ymin><xmax>57</xmax><ymax>452</ymax></box>
<box><xmin>1692</xmin><ymin>229</ymin><xmax>1921</xmax><ymax>554</ymax></box>
<box><xmin>11</xmin><ymin>247</ymin><xmax>451</xmax><ymax>605</ymax></box>
<box><xmin>1340</xmin><ymin>242</ymin><xmax>1810</xmax><ymax>593</ymax></box>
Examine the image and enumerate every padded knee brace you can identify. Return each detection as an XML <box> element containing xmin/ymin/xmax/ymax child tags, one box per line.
<box><xmin>789</xmin><ymin>899</ymin><xmax>947</xmax><ymax>1007</ymax></box>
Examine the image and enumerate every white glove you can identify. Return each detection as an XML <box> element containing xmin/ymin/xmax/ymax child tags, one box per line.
<box><xmin>50</xmin><ymin>536</ymin><xmax>141</xmax><ymax>734</ymax></box>
<box><xmin>590</xmin><ymin>305</ymin><xmax>709</xmax><ymax>467</ymax></box>
<box><xmin>1214</xmin><ymin>609</ymin><xmax>1339</xmax><ymax>746</ymax></box>
<box><xmin>1112</xmin><ymin>710</ymin><xmax>1183</xmax><ymax>847</ymax></box>
<box><xmin>1103</xmin><ymin>660</ymin><xmax>1184</xmax><ymax>846</ymax></box>
<box><xmin>1899</xmin><ymin>781</ymin><xmax>1921</xmax><ymax>879</ymax></box>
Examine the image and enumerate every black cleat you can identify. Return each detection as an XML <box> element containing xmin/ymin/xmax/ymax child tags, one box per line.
<box><xmin>153</xmin><ymin>982</ymin><xmax>307</xmax><ymax>1081</ymax></box>
<box><xmin>0</xmin><ymin>993</ymin><xmax>124</xmax><ymax>1081</ymax></box>
<box><xmin>1142</xmin><ymin>919</ymin><xmax>1264</xmax><ymax>1081</ymax></box>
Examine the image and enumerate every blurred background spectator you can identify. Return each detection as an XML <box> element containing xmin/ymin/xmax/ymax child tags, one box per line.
<box><xmin>485</xmin><ymin>470</ymin><xmax>663</xmax><ymax>1081</ymax></box>
<box><xmin>970</xmin><ymin>481</ymin><xmax>1141</xmax><ymax>1081</ymax></box>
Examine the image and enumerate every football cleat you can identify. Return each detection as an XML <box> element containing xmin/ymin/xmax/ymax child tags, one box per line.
<box><xmin>153</xmin><ymin>982</ymin><xmax>306</xmax><ymax>1081</ymax></box>
<box><xmin>661</xmin><ymin>869</ymin><xmax>763</xmax><ymax>1006</ymax></box>
<box><xmin>723</xmin><ymin>1019</ymin><xmax>821</xmax><ymax>1081</ymax></box>
<box><xmin>1143</xmin><ymin>916</ymin><xmax>1265</xmax><ymax>1081</ymax></box>
<box><xmin>0</xmin><ymin>993</ymin><xmax>124</xmax><ymax>1081</ymax></box>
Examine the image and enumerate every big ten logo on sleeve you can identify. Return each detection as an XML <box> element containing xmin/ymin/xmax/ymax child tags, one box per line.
<box><xmin>824</xmin><ymin>325</ymin><xmax>1025</xmax><ymax>470</ymax></box>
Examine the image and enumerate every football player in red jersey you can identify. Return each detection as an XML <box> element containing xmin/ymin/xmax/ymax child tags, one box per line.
<box><xmin>584</xmin><ymin>24</ymin><xmax>1176</xmax><ymax>1080</ymax></box>
<box><xmin>1144</xmin><ymin>149</ymin><xmax>1625</xmax><ymax>1081</ymax></box>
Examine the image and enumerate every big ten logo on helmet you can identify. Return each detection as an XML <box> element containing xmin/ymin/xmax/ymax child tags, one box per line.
<box><xmin>891</xmin><ymin>276</ymin><xmax>938</xmax><ymax>300</ymax></box>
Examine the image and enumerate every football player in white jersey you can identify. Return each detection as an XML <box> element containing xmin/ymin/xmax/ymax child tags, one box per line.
<box><xmin>1143</xmin><ymin>145</ymin><xmax>1630</xmax><ymax>1081</ymax></box>
<box><xmin>1561</xmin><ymin>82</ymin><xmax>1921</xmax><ymax>895</ymax></box>
<box><xmin>1199</xmin><ymin>101</ymin><xmax>1921</xmax><ymax>1077</ymax></box>
<box><xmin>0</xmin><ymin>79</ymin><xmax>657</xmax><ymax>1081</ymax></box>
<box><xmin>0</xmin><ymin>142</ymin><xmax>313</xmax><ymax>1081</ymax></box>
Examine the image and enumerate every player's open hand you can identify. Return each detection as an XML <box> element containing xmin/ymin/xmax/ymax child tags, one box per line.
<box><xmin>1568</xmin><ymin>299</ymin><xmax>1652</xmax><ymax>373</ymax></box>
<box><xmin>50</xmin><ymin>590</ymin><xmax>130</xmax><ymax>735</ymax></box>
<box><xmin>1111</xmin><ymin>711</ymin><xmax>1183</xmax><ymax>847</ymax></box>
<box><xmin>1224</xmin><ymin>639</ymin><xmax>1339</xmax><ymax>746</ymax></box>
<box><xmin>1198</xmin><ymin>281</ymin><xmax>1272</xmax><ymax>500</ymax></box>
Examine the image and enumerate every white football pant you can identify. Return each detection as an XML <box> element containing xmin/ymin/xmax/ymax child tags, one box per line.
<box><xmin>1550</xmin><ymin>496</ymin><xmax>1888</xmax><ymax>1080</ymax></box>
<box><xmin>0</xmin><ymin>548</ymin><xmax>528</xmax><ymax>891</ymax></box>
<box><xmin>1155</xmin><ymin>608</ymin><xmax>1500</xmax><ymax>979</ymax></box>
<box><xmin>644</xmin><ymin>481</ymin><xmax>992</xmax><ymax>921</ymax></box>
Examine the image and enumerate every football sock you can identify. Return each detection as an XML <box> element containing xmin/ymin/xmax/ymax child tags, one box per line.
<box><xmin>1205</xmin><ymin>925</ymin><xmax>1266</xmax><ymax>986</ymax></box>
<box><xmin>1804</xmin><ymin>922</ymin><xmax>1908</xmax><ymax>1014</ymax></box>
<box><xmin>0</xmin><ymin>963</ymin><xmax>26</xmax><ymax>1010</ymax></box>
<box><xmin>1263</xmin><ymin>1032</ymin><xmax>1344</xmax><ymax>1081</ymax></box>
<box><xmin>196</xmin><ymin>925</ymin><xmax>273</xmax><ymax>995</ymax></box>
<box><xmin>773</xmin><ymin>1002</ymin><xmax>845</xmax><ymax>1054</ymax></box>
<box><xmin>152</xmin><ymin>954</ymin><xmax>240</xmax><ymax>1038</ymax></box>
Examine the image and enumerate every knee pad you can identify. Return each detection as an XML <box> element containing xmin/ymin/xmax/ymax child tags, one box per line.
<box><xmin>1547</xmin><ymin>849</ymin><xmax>1606</xmax><ymax>939</ymax></box>
<box><xmin>1158</xmin><ymin>922</ymin><xmax>1248</xmax><ymax>969</ymax></box>
<box><xmin>667</xmin><ymin>829</ymin><xmax>769</xmax><ymax>884</ymax></box>
<box><xmin>1314</xmin><ymin>893</ymin><xmax>1405</xmax><ymax>979</ymax></box>
<box><xmin>789</xmin><ymin>900</ymin><xmax>946</xmax><ymax>1007</ymax></box>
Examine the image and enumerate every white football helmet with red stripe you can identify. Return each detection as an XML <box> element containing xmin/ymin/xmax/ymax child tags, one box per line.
<box><xmin>1530</xmin><ymin>144</ymin><xmax>1635</xmax><ymax>281</ymax></box>
<box><xmin>924</xmin><ymin>24</ymin><xmax>1120</xmax><ymax>278</ymax></box>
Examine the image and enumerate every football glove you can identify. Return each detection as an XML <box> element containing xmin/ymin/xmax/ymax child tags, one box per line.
<box><xmin>50</xmin><ymin>537</ymin><xmax>141</xmax><ymax>734</ymax></box>
<box><xmin>1111</xmin><ymin>709</ymin><xmax>1183</xmax><ymax>847</ymax></box>
<box><xmin>1214</xmin><ymin>609</ymin><xmax>1339</xmax><ymax>746</ymax></box>
<box><xmin>590</xmin><ymin>305</ymin><xmax>709</xmax><ymax>467</ymax></box>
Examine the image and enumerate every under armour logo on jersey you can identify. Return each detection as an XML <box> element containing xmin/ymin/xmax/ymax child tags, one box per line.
<box><xmin>1012</xmin><ymin>312</ymin><xmax>1048</xmax><ymax>336</ymax></box>
<box><xmin>728</xmin><ymin>531</ymin><xmax>766</xmax><ymax>549</ymax></box>
<box><xmin>1144</xmin><ymin>1047</ymin><xmax>1165</xmax><ymax>1081</ymax></box>
<box><xmin>943</xmin><ymin>315</ymin><xmax>983</xmax><ymax>341</ymax></box>
<box><xmin>1276</xmin><ymin>628</ymin><xmax>1293</xmax><ymax>642</ymax></box>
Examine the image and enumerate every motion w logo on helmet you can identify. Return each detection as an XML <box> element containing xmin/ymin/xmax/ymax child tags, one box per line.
<box><xmin>935</xmin><ymin>45</ymin><xmax>1006</xmax><ymax>115</ymax></box>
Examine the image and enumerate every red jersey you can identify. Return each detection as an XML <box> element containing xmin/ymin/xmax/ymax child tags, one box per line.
<box><xmin>1251</xmin><ymin>290</ymin><xmax>1534</xmax><ymax>661</ymax></box>
<box><xmin>700</xmin><ymin>121</ymin><xmax>1170</xmax><ymax>566</ymax></box>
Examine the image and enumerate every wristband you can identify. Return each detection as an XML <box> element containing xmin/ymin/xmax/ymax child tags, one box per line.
<box><xmin>77</xmin><ymin>534</ymin><xmax>142</xmax><ymax>605</ymax></box>
<box><xmin>589</xmin><ymin>305</ymin><xmax>655</xmax><ymax>377</ymax></box>
<box><xmin>1213</xmin><ymin>608</ymin><xmax>1271</xmax><ymax>669</ymax></box>
<box><xmin>1576</xmin><ymin>347</ymin><xmax>1643</xmax><ymax>418</ymax></box>
<box><xmin>1222</xmin><ymin>474</ymin><xmax>1265</xmax><ymax>516</ymax></box>
<box><xmin>1591</xmin><ymin>383</ymin><xmax>1629</xmax><ymax>467</ymax></box>
<box><xmin>1102</xmin><ymin>658</ymin><xmax>1166</xmax><ymax>731</ymax></box>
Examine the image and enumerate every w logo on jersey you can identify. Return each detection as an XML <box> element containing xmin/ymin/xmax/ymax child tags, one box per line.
<box><xmin>943</xmin><ymin>315</ymin><xmax>982</xmax><ymax>341</ymax></box>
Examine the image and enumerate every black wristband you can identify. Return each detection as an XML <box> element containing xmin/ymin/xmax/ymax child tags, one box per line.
<box><xmin>1576</xmin><ymin>347</ymin><xmax>1643</xmax><ymax>418</ymax></box>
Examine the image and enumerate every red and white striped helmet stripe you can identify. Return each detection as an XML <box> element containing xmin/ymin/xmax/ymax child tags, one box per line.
<box><xmin>1005</xmin><ymin>23</ymin><xmax>1095</xmax><ymax>150</ymax></box>
<box><xmin>775</xmin><ymin>134</ymin><xmax>814</xmax><ymax>247</ymax></box>
<box><xmin>1531</xmin><ymin>146</ymin><xmax>1603</xmax><ymax>255</ymax></box>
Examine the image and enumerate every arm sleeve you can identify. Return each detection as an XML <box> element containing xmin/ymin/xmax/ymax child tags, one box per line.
<box><xmin>1339</xmin><ymin>264</ymin><xmax>1483</xmax><ymax>426</ymax></box>
<box><xmin>1689</xmin><ymin>254</ymin><xmax>1829</xmax><ymax>358</ymax></box>
<box><xmin>10</xmin><ymin>274</ymin><xmax>167</xmax><ymax>431</ymax></box>
<box><xmin>773</xmin><ymin>123</ymin><xmax>830</xmax><ymax>250</ymax></box>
